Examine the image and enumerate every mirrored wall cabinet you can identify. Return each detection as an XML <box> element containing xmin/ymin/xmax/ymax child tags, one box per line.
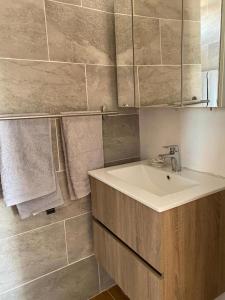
<box><xmin>115</xmin><ymin>0</ymin><xmax>225</xmax><ymax>108</ymax></box>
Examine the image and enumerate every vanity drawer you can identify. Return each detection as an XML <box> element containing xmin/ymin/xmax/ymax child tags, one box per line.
<box><xmin>93</xmin><ymin>220</ymin><xmax>163</xmax><ymax>300</ymax></box>
<box><xmin>90</xmin><ymin>178</ymin><xmax>163</xmax><ymax>272</ymax></box>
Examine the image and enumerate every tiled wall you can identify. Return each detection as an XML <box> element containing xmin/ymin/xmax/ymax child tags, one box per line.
<box><xmin>116</xmin><ymin>0</ymin><xmax>203</xmax><ymax>106</ymax></box>
<box><xmin>116</xmin><ymin>0</ymin><xmax>182</xmax><ymax>107</ymax></box>
<box><xmin>0</xmin><ymin>0</ymin><xmax>140</xmax><ymax>299</ymax></box>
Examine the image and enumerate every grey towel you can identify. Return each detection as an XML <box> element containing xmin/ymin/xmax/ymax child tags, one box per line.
<box><xmin>16</xmin><ymin>176</ymin><xmax>63</xmax><ymax>219</ymax></box>
<box><xmin>61</xmin><ymin>115</ymin><xmax>104</xmax><ymax>200</ymax></box>
<box><xmin>0</xmin><ymin>119</ymin><xmax>63</xmax><ymax>218</ymax></box>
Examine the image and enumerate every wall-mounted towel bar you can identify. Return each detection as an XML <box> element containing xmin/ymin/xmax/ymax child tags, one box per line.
<box><xmin>0</xmin><ymin>111</ymin><xmax>138</xmax><ymax>121</ymax></box>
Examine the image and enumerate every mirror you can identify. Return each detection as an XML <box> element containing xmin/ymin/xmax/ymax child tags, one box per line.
<box><xmin>182</xmin><ymin>0</ymin><xmax>222</xmax><ymax>107</ymax></box>
<box><xmin>115</xmin><ymin>0</ymin><xmax>224</xmax><ymax>108</ymax></box>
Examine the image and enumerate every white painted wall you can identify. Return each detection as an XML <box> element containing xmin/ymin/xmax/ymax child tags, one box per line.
<box><xmin>139</xmin><ymin>108</ymin><xmax>225</xmax><ymax>177</ymax></box>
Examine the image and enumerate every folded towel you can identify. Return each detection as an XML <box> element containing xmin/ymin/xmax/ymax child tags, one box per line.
<box><xmin>61</xmin><ymin>115</ymin><xmax>104</xmax><ymax>200</ymax></box>
<box><xmin>0</xmin><ymin>119</ymin><xmax>63</xmax><ymax>218</ymax></box>
<box><xmin>16</xmin><ymin>176</ymin><xmax>63</xmax><ymax>219</ymax></box>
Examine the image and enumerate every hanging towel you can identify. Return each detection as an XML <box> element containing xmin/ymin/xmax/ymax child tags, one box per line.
<box><xmin>16</xmin><ymin>176</ymin><xmax>63</xmax><ymax>219</ymax></box>
<box><xmin>0</xmin><ymin>119</ymin><xmax>63</xmax><ymax>217</ymax></box>
<box><xmin>61</xmin><ymin>115</ymin><xmax>104</xmax><ymax>200</ymax></box>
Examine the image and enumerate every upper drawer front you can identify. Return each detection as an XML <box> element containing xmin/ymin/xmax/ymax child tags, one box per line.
<box><xmin>90</xmin><ymin>177</ymin><xmax>163</xmax><ymax>273</ymax></box>
<box><xmin>93</xmin><ymin>220</ymin><xmax>163</xmax><ymax>300</ymax></box>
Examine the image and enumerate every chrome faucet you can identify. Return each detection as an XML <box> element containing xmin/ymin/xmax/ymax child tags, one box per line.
<box><xmin>159</xmin><ymin>145</ymin><xmax>181</xmax><ymax>172</ymax></box>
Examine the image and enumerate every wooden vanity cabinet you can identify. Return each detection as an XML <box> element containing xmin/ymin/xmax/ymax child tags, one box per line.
<box><xmin>90</xmin><ymin>177</ymin><xmax>225</xmax><ymax>300</ymax></box>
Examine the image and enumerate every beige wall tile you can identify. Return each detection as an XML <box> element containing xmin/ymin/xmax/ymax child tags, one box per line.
<box><xmin>134</xmin><ymin>16</ymin><xmax>161</xmax><ymax>65</ymax></box>
<box><xmin>117</xmin><ymin>66</ymin><xmax>136</xmax><ymax>107</ymax></box>
<box><xmin>103</xmin><ymin>114</ymin><xmax>140</xmax><ymax>163</ymax></box>
<box><xmin>82</xmin><ymin>0</ymin><xmax>114</xmax><ymax>12</ymax></box>
<box><xmin>161</xmin><ymin>20</ymin><xmax>182</xmax><ymax>65</ymax></box>
<box><xmin>138</xmin><ymin>66</ymin><xmax>181</xmax><ymax>106</ymax></box>
<box><xmin>0</xmin><ymin>222</ymin><xmax>67</xmax><ymax>293</ymax></box>
<box><xmin>115</xmin><ymin>15</ymin><xmax>133</xmax><ymax>66</ymax></box>
<box><xmin>0</xmin><ymin>59</ymin><xmax>87</xmax><ymax>114</ymax></box>
<box><xmin>0</xmin><ymin>0</ymin><xmax>48</xmax><ymax>60</ymax></box>
<box><xmin>114</xmin><ymin>0</ymin><xmax>133</xmax><ymax>14</ymax></box>
<box><xmin>65</xmin><ymin>213</ymin><xmax>93</xmax><ymax>263</ymax></box>
<box><xmin>183</xmin><ymin>0</ymin><xmax>201</xmax><ymax>21</ymax></box>
<box><xmin>133</xmin><ymin>0</ymin><xmax>182</xmax><ymax>19</ymax></box>
<box><xmin>86</xmin><ymin>66</ymin><xmax>118</xmax><ymax>111</ymax></box>
<box><xmin>46</xmin><ymin>1</ymin><xmax>116</xmax><ymax>64</ymax></box>
<box><xmin>182</xmin><ymin>64</ymin><xmax>202</xmax><ymax>102</ymax></box>
<box><xmin>0</xmin><ymin>256</ymin><xmax>99</xmax><ymax>300</ymax></box>
<box><xmin>183</xmin><ymin>21</ymin><xmax>201</xmax><ymax>64</ymax></box>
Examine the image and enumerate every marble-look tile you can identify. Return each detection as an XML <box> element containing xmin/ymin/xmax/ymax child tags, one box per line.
<box><xmin>99</xmin><ymin>265</ymin><xmax>115</xmax><ymax>291</ymax></box>
<box><xmin>83</xmin><ymin>0</ymin><xmax>114</xmax><ymax>12</ymax></box>
<box><xmin>0</xmin><ymin>222</ymin><xmax>67</xmax><ymax>293</ymax></box>
<box><xmin>46</xmin><ymin>1</ymin><xmax>116</xmax><ymax>64</ymax></box>
<box><xmin>114</xmin><ymin>0</ymin><xmax>133</xmax><ymax>14</ymax></box>
<box><xmin>115</xmin><ymin>15</ymin><xmax>133</xmax><ymax>66</ymax></box>
<box><xmin>133</xmin><ymin>16</ymin><xmax>161</xmax><ymax>65</ymax></box>
<box><xmin>133</xmin><ymin>0</ymin><xmax>182</xmax><ymax>19</ymax></box>
<box><xmin>0</xmin><ymin>172</ymin><xmax>91</xmax><ymax>240</ymax></box>
<box><xmin>0</xmin><ymin>0</ymin><xmax>48</xmax><ymax>60</ymax></box>
<box><xmin>117</xmin><ymin>66</ymin><xmax>136</xmax><ymax>107</ymax></box>
<box><xmin>65</xmin><ymin>213</ymin><xmax>93</xmax><ymax>263</ymax></box>
<box><xmin>160</xmin><ymin>20</ymin><xmax>182</xmax><ymax>65</ymax></box>
<box><xmin>183</xmin><ymin>0</ymin><xmax>201</xmax><ymax>21</ymax></box>
<box><xmin>103</xmin><ymin>114</ymin><xmax>140</xmax><ymax>163</ymax></box>
<box><xmin>182</xmin><ymin>65</ymin><xmax>202</xmax><ymax>102</ymax></box>
<box><xmin>183</xmin><ymin>21</ymin><xmax>201</xmax><ymax>64</ymax></box>
<box><xmin>138</xmin><ymin>66</ymin><xmax>181</xmax><ymax>106</ymax></box>
<box><xmin>0</xmin><ymin>59</ymin><xmax>87</xmax><ymax>115</ymax></box>
<box><xmin>0</xmin><ymin>256</ymin><xmax>99</xmax><ymax>300</ymax></box>
<box><xmin>86</xmin><ymin>65</ymin><xmax>118</xmax><ymax>111</ymax></box>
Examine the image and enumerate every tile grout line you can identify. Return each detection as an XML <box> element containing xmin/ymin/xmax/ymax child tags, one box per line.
<box><xmin>0</xmin><ymin>211</ymin><xmax>91</xmax><ymax>242</ymax></box>
<box><xmin>43</xmin><ymin>0</ymin><xmax>50</xmax><ymax>61</ymax></box>
<box><xmin>0</xmin><ymin>254</ymin><xmax>95</xmax><ymax>297</ymax></box>
<box><xmin>136</xmin><ymin>67</ymin><xmax>141</xmax><ymax>107</ymax></box>
<box><xmin>0</xmin><ymin>56</ymin><xmax>116</xmax><ymax>67</ymax></box>
<box><xmin>159</xmin><ymin>19</ymin><xmax>163</xmax><ymax>65</ymax></box>
<box><xmin>84</xmin><ymin>64</ymin><xmax>89</xmax><ymax>110</ymax></box>
<box><xmin>48</xmin><ymin>0</ymin><xmax>114</xmax><ymax>15</ymax></box>
<box><xmin>64</xmin><ymin>220</ymin><xmax>70</xmax><ymax>265</ymax></box>
<box><xmin>0</xmin><ymin>56</ymin><xmax>183</xmax><ymax>67</ymax></box>
<box><xmin>55</xmin><ymin>119</ymin><xmax>62</xmax><ymax>171</ymax></box>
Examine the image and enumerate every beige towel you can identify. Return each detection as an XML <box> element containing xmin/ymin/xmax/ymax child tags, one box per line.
<box><xmin>61</xmin><ymin>115</ymin><xmax>104</xmax><ymax>200</ymax></box>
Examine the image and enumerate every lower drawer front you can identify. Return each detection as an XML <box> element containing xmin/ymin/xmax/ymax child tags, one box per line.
<box><xmin>93</xmin><ymin>220</ymin><xmax>163</xmax><ymax>300</ymax></box>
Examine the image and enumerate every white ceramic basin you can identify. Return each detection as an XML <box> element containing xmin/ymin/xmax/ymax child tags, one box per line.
<box><xmin>107</xmin><ymin>164</ymin><xmax>198</xmax><ymax>196</ymax></box>
<box><xmin>88</xmin><ymin>160</ymin><xmax>225</xmax><ymax>212</ymax></box>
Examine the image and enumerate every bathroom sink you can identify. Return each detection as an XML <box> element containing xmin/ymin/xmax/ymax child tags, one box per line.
<box><xmin>107</xmin><ymin>164</ymin><xmax>198</xmax><ymax>196</ymax></box>
<box><xmin>88</xmin><ymin>160</ymin><xmax>225</xmax><ymax>212</ymax></box>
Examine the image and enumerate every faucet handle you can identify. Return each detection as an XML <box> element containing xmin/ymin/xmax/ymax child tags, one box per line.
<box><xmin>163</xmin><ymin>145</ymin><xmax>179</xmax><ymax>153</ymax></box>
